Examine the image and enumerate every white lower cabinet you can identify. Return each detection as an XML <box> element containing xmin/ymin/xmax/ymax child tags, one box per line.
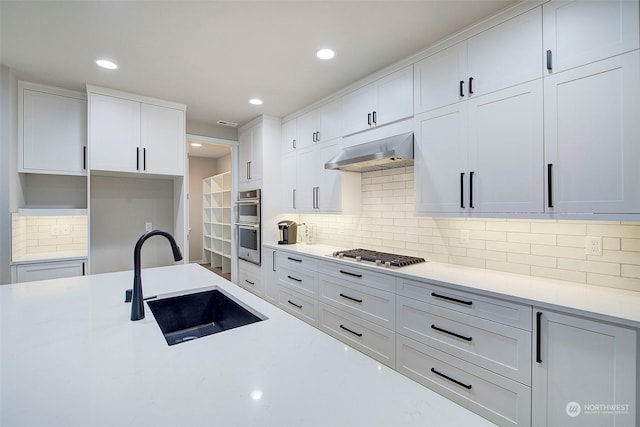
<box><xmin>276</xmin><ymin>286</ymin><xmax>319</xmax><ymax>327</ymax></box>
<box><xmin>263</xmin><ymin>248</ymin><xmax>278</xmax><ymax>303</ymax></box>
<box><xmin>14</xmin><ymin>259</ymin><xmax>87</xmax><ymax>283</ymax></box>
<box><xmin>237</xmin><ymin>260</ymin><xmax>263</xmax><ymax>297</ymax></box>
<box><xmin>532</xmin><ymin>309</ymin><xmax>637</xmax><ymax>427</ymax></box>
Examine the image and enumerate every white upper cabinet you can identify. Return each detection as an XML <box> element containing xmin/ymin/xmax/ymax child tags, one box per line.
<box><xmin>297</xmin><ymin>99</ymin><xmax>342</xmax><ymax>148</ymax></box>
<box><xmin>281</xmin><ymin>151</ymin><xmax>297</xmax><ymax>212</ymax></box>
<box><xmin>239</xmin><ymin>123</ymin><xmax>262</xmax><ymax>183</ymax></box>
<box><xmin>281</xmin><ymin>119</ymin><xmax>297</xmax><ymax>154</ymax></box>
<box><xmin>88</xmin><ymin>86</ymin><xmax>186</xmax><ymax>176</ymax></box>
<box><xmin>19</xmin><ymin>81</ymin><xmax>87</xmax><ymax>175</ymax></box>
<box><xmin>543</xmin><ymin>0</ymin><xmax>639</xmax><ymax>74</ymax></box>
<box><xmin>415</xmin><ymin>7</ymin><xmax>542</xmax><ymax>114</ymax></box>
<box><xmin>544</xmin><ymin>51</ymin><xmax>640</xmax><ymax>214</ymax></box>
<box><xmin>342</xmin><ymin>65</ymin><xmax>413</xmax><ymax>136</ymax></box>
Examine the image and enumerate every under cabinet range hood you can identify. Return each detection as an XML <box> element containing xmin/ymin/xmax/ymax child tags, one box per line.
<box><xmin>324</xmin><ymin>132</ymin><xmax>414</xmax><ymax>172</ymax></box>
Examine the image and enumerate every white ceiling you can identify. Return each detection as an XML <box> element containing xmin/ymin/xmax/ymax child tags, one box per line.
<box><xmin>1</xmin><ymin>0</ymin><xmax>517</xmax><ymax>134</ymax></box>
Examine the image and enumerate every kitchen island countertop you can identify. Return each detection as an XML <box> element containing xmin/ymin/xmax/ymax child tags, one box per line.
<box><xmin>0</xmin><ymin>263</ymin><xmax>495</xmax><ymax>427</ymax></box>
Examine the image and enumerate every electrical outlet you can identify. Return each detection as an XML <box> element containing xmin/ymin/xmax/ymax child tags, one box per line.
<box><xmin>145</xmin><ymin>222</ymin><xmax>153</xmax><ymax>232</ymax></box>
<box><xmin>585</xmin><ymin>236</ymin><xmax>602</xmax><ymax>256</ymax></box>
<box><xmin>460</xmin><ymin>229</ymin><xmax>470</xmax><ymax>244</ymax></box>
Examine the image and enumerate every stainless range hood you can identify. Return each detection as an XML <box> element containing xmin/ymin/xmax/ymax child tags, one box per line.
<box><xmin>324</xmin><ymin>132</ymin><xmax>414</xmax><ymax>172</ymax></box>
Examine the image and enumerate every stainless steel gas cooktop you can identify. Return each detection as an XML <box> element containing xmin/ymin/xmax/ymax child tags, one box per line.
<box><xmin>329</xmin><ymin>248</ymin><xmax>426</xmax><ymax>268</ymax></box>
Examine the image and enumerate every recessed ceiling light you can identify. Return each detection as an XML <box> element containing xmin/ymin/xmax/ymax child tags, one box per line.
<box><xmin>190</xmin><ymin>143</ymin><xmax>202</xmax><ymax>147</ymax></box>
<box><xmin>249</xmin><ymin>98</ymin><xmax>263</xmax><ymax>105</ymax></box>
<box><xmin>95</xmin><ymin>59</ymin><xmax>118</xmax><ymax>70</ymax></box>
<box><xmin>316</xmin><ymin>48</ymin><xmax>335</xmax><ymax>60</ymax></box>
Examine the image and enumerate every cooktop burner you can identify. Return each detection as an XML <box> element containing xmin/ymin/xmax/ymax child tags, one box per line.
<box><xmin>330</xmin><ymin>248</ymin><xmax>426</xmax><ymax>268</ymax></box>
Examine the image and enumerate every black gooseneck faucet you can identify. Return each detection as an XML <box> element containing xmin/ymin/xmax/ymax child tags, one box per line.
<box><xmin>130</xmin><ymin>230</ymin><xmax>183</xmax><ymax>321</ymax></box>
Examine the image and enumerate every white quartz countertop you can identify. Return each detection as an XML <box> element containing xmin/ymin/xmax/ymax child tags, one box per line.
<box><xmin>0</xmin><ymin>263</ymin><xmax>495</xmax><ymax>427</ymax></box>
<box><xmin>266</xmin><ymin>243</ymin><xmax>640</xmax><ymax>328</ymax></box>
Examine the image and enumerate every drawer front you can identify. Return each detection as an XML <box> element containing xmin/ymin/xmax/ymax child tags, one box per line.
<box><xmin>278</xmin><ymin>265</ymin><xmax>318</xmax><ymax>297</ymax></box>
<box><xmin>277</xmin><ymin>252</ymin><xmax>318</xmax><ymax>270</ymax></box>
<box><xmin>238</xmin><ymin>265</ymin><xmax>263</xmax><ymax>296</ymax></box>
<box><xmin>319</xmin><ymin>260</ymin><xmax>395</xmax><ymax>292</ymax></box>
<box><xmin>276</xmin><ymin>286</ymin><xmax>318</xmax><ymax>327</ymax></box>
<box><xmin>397</xmin><ymin>278</ymin><xmax>532</xmax><ymax>330</ymax></box>
<box><xmin>319</xmin><ymin>303</ymin><xmax>395</xmax><ymax>368</ymax></box>
<box><xmin>397</xmin><ymin>335</ymin><xmax>531</xmax><ymax>427</ymax></box>
<box><xmin>15</xmin><ymin>259</ymin><xmax>86</xmax><ymax>283</ymax></box>
<box><xmin>319</xmin><ymin>273</ymin><xmax>396</xmax><ymax>330</ymax></box>
<box><xmin>397</xmin><ymin>296</ymin><xmax>531</xmax><ymax>385</ymax></box>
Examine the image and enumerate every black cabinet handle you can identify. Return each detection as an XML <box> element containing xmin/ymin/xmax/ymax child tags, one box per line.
<box><xmin>245</xmin><ymin>279</ymin><xmax>255</xmax><ymax>286</ymax></box>
<box><xmin>83</xmin><ymin>146</ymin><xmax>87</xmax><ymax>170</ymax></box>
<box><xmin>546</xmin><ymin>50</ymin><xmax>553</xmax><ymax>71</ymax></box>
<box><xmin>536</xmin><ymin>311</ymin><xmax>542</xmax><ymax>363</ymax></box>
<box><xmin>547</xmin><ymin>164</ymin><xmax>553</xmax><ymax>208</ymax></box>
<box><xmin>136</xmin><ymin>147</ymin><xmax>140</xmax><ymax>171</ymax></box>
<box><xmin>367</xmin><ymin>113</ymin><xmax>372</xmax><ymax>126</ymax></box>
<box><xmin>287</xmin><ymin>256</ymin><xmax>302</xmax><ymax>263</ymax></box>
<box><xmin>316</xmin><ymin>131</ymin><xmax>320</xmax><ymax>142</ymax></box>
<box><xmin>288</xmin><ymin>300</ymin><xmax>302</xmax><ymax>309</ymax></box>
<box><xmin>431</xmin><ymin>292</ymin><xmax>473</xmax><ymax>306</ymax></box>
<box><xmin>82</xmin><ymin>262</ymin><xmax>85</xmax><ymax>276</ymax></box>
<box><xmin>292</xmin><ymin>139</ymin><xmax>296</xmax><ymax>149</ymax></box>
<box><xmin>340</xmin><ymin>324</ymin><xmax>363</xmax><ymax>337</ymax></box>
<box><xmin>431</xmin><ymin>324</ymin><xmax>472</xmax><ymax>342</ymax></box>
<box><xmin>459</xmin><ymin>80</ymin><xmax>465</xmax><ymax>97</ymax></box>
<box><xmin>339</xmin><ymin>293</ymin><xmax>363</xmax><ymax>303</ymax></box>
<box><xmin>287</xmin><ymin>275</ymin><xmax>302</xmax><ymax>282</ymax></box>
<box><xmin>339</xmin><ymin>270</ymin><xmax>362</xmax><ymax>278</ymax></box>
<box><xmin>431</xmin><ymin>368</ymin><xmax>472</xmax><ymax>390</ymax></box>
<box><xmin>460</xmin><ymin>172</ymin><xmax>465</xmax><ymax>209</ymax></box>
<box><xmin>272</xmin><ymin>251</ymin><xmax>276</xmax><ymax>272</ymax></box>
<box><xmin>143</xmin><ymin>147</ymin><xmax>146</xmax><ymax>171</ymax></box>
<box><xmin>469</xmin><ymin>171</ymin><xmax>475</xmax><ymax>208</ymax></box>
<box><xmin>247</xmin><ymin>161</ymin><xmax>252</xmax><ymax>180</ymax></box>
<box><xmin>468</xmin><ymin>77</ymin><xmax>474</xmax><ymax>95</ymax></box>
<box><xmin>372</xmin><ymin>111</ymin><xmax>377</xmax><ymax>125</ymax></box>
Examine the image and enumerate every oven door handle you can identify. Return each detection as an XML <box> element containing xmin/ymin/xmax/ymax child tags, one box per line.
<box><xmin>235</xmin><ymin>222</ymin><xmax>260</xmax><ymax>229</ymax></box>
<box><xmin>234</xmin><ymin>200</ymin><xmax>260</xmax><ymax>205</ymax></box>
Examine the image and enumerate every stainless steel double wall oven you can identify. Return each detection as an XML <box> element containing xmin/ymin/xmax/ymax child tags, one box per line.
<box><xmin>235</xmin><ymin>189</ymin><xmax>261</xmax><ymax>265</ymax></box>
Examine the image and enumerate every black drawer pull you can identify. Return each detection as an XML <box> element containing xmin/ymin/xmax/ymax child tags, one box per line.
<box><xmin>546</xmin><ymin>50</ymin><xmax>553</xmax><ymax>71</ymax></box>
<box><xmin>339</xmin><ymin>324</ymin><xmax>363</xmax><ymax>337</ymax></box>
<box><xmin>459</xmin><ymin>80</ymin><xmax>464</xmax><ymax>97</ymax></box>
<box><xmin>431</xmin><ymin>368</ymin><xmax>472</xmax><ymax>390</ymax></box>
<box><xmin>339</xmin><ymin>270</ymin><xmax>362</xmax><ymax>278</ymax></box>
<box><xmin>431</xmin><ymin>324</ymin><xmax>472</xmax><ymax>342</ymax></box>
<box><xmin>287</xmin><ymin>275</ymin><xmax>302</xmax><ymax>282</ymax></box>
<box><xmin>431</xmin><ymin>292</ymin><xmax>472</xmax><ymax>306</ymax></box>
<box><xmin>287</xmin><ymin>257</ymin><xmax>302</xmax><ymax>263</ymax></box>
<box><xmin>547</xmin><ymin>164</ymin><xmax>553</xmax><ymax>208</ymax></box>
<box><xmin>536</xmin><ymin>311</ymin><xmax>542</xmax><ymax>363</ymax></box>
<box><xmin>340</xmin><ymin>293</ymin><xmax>363</xmax><ymax>303</ymax></box>
<box><xmin>245</xmin><ymin>279</ymin><xmax>255</xmax><ymax>286</ymax></box>
<box><xmin>287</xmin><ymin>300</ymin><xmax>302</xmax><ymax>309</ymax></box>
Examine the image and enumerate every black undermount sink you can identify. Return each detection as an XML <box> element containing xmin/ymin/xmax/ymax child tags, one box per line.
<box><xmin>147</xmin><ymin>287</ymin><xmax>266</xmax><ymax>346</ymax></box>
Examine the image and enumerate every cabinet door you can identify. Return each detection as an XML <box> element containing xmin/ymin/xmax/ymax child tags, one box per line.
<box><xmin>414</xmin><ymin>104</ymin><xmax>468</xmax><ymax>213</ymax></box>
<box><xmin>239</xmin><ymin>126</ymin><xmax>253</xmax><ymax>183</ymax></box>
<box><xmin>281</xmin><ymin>151</ymin><xmax>297</xmax><ymax>211</ymax></box>
<box><xmin>317</xmin><ymin>142</ymin><xmax>342</xmax><ymax>212</ymax></box>
<box><xmin>296</xmin><ymin>110</ymin><xmax>319</xmax><ymax>148</ymax></box>
<box><xmin>468</xmin><ymin>80</ymin><xmax>543</xmax><ymax>213</ymax></box>
<box><xmin>21</xmin><ymin>87</ymin><xmax>87</xmax><ymax>175</ymax></box>
<box><xmin>250</xmin><ymin>126</ymin><xmax>263</xmax><ymax>181</ymax></box>
<box><xmin>544</xmin><ymin>51</ymin><xmax>640</xmax><ymax>214</ymax></box>
<box><xmin>467</xmin><ymin>7</ymin><xmax>542</xmax><ymax>97</ymax></box>
<box><xmin>375</xmin><ymin>65</ymin><xmax>414</xmax><ymax>127</ymax></box>
<box><xmin>532</xmin><ymin>309</ymin><xmax>637</xmax><ymax>427</ymax></box>
<box><xmin>318</xmin><ymin>99</ymin><xmax>342</xmax><ymax>142</ymax></box>
<box><xmin>543</xmin><ymin>0</ymin><xmax>639</xmax><ymax>74</ymax></box>
<box><xmin>141</xmin><ymin>103</ymin><xmax>184</xmax><ymax>175</ymax></box>
<box><xmin>263</xmin><ymin>249</ymin><xmax>278</xmax><ymax>303</ymax></box>
<box><xmin>89</xmin><ymin>94</ymin><xmax>140</xmax><ymax>173</ymax></box>
<box><xmin>414</xmin><ymin>42</ymin><xmax>467</xmax><ymax>114</ymax></box>
<box><xmin>341</xmin><ymin>84</ymin><xmax>377</xmax><ymax>136</ymax></box>
<box><xmin>281</xmin><ymin>119</ymin><xmax>297</xmax><ymax>153</ymax></box>
<box><xmin>295</xmin><ymin>146</ymin><xmax>317</xmax><ymax>211</ymax></box>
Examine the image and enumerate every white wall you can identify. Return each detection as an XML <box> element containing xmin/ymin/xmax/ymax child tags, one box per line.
<box><xmin>0</xmin><ymin>65</ymin><xmax>17</xmax><ymax>284</ymax></box>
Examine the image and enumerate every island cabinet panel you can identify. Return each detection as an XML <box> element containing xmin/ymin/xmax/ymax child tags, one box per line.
<box><xmin>532</xmin><ymin>309</ymin><xmax>637</xmax><ymax>427</ymax></box>
<box><xmin>397</xmin><ymin>335</ymin><xmax>531</xmax><ymax>427</ymax></box>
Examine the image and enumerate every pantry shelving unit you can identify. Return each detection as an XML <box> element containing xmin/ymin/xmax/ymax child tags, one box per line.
<box><xmin>203</xmin><ymin>171</ymin><xmax>232</xmax><ymax>274</ymax></box>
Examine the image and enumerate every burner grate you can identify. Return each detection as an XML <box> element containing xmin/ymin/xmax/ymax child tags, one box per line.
<box><xmin>333</xmin><ymin>248</ymin><xmax>426</xmax><ymax>268</ymax></box>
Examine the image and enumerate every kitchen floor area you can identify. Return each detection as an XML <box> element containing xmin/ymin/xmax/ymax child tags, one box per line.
<box><xmin>200</xmin><ymin>263</ymin><xmax>231</xmax><ymax>281</ymax></box>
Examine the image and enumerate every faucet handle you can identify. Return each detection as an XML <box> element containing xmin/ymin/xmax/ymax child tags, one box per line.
<box><xmin>125</xmin><ymin>288</ymin><xmax>132</xmax><ymax>303</ymax></box>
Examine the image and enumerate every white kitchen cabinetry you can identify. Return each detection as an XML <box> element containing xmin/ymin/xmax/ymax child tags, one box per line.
<box><xmin>238</xmin><ymin>259</ymin><xmax>264</xmax><ymax>297</ymax></box>
<box><xmin>281</xmin><ymin>151</ymin><xmax>297</xmax><ymax>212</ymax></box>
<box><xmin>532</xmin><ymin>309</ymin><xmax>637</xmax><ymax>427</ymax></box>
<box><xmin>542</xmin><ymin>0</ymin><xmax>639</xmax><ymax>75</ymax></box>
<box><xmin>414</xmin><ymin>8</ymin><xmax>542</xmax><ymax>114</ymax></box>
<box><xmin>263</xmin><ymin>248</ymin><xmax>278</xmax><ymax>303</ymax></box>
<box><xmin>239</xmin><ymin>123</ymin><xmax>262</xmax><ymax>183</ymax></box>
<box><xmin>296</xmin><ymin>99</ymin><xmax>342</xmax><ymax>147</ymax></box>
<box><xmin>341</xmin><ymin>65</ymin><xmax>413</xmax><ymax>136</ymax></box>
<box><xmin>87</xmin><ymin>86</ymin><xmax>186</xmax><ymax>176</ymax></box>
<box><xmin>203</xmin><ymin>172</ymin><xmax>231</xmax><ymax>275</ymax></box>
<box><xmin>281</xmin><ymin>119</ymin><xmax>297</xmax><ymax>154</ymax></box>
<box><xmin>13</xmin><ymin>259</ymin><xmax>87</xmax><ymax>283</ymax></box>
<box><xmin>415</xmin><ymin>79</ymin><xmax>543</xmax><ymax>214</ymax></box>
<box><xmin>544</xmin><ymin>50</ymin><xmax>640</xmax><ymax>214</ymax></box>
<box><xmin>274</xmin><ymin>252</ymin><xmax>319</xmax><ymax>326</ymax></box>
<box><xmin>18</xmin><ymin>81</ymin><xmax>87</xmax><ymax>175</ymax></box>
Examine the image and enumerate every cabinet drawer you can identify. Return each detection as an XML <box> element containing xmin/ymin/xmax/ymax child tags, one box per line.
<box><xmin>238</xmin><ymin>264</ymin><xmax>263</xmax><ymax>297</ymax></box>
<box><xmin>397</xmin><ymin>278</ymin><xmax>531</xmax><ymax>330</ymax></box>
<box><xmin>319</xmin><ymin>303</ymin><xmax>395</xmax><ymax>368</ymax></box>
<box><xmin>14</xmin><ymin>259</ymin><xmax>86</xmax><ymax>283</ymax></box>
<box><xmin>319</xmin><ymin>273</ymin><xmax>395</xmax><ymax>330</ymax></box>
<box><xmin>397</xmin><ymin>335</ymin><xmax>531</xmax><ymax>427</ymax></box>
<box><xmin>397</xmin><ymin>296</ymin><xmax>531</xmax><ymax>385</ymax></box>
<box><xmin>277</xmin><ymin>252</ymin><xmax>318</xmax><ymax>270</ymax></box>
<box><xmin>276</xmin><ymin>286</ymin><xmax>318</xmax><ymax>327</ymax></box>
<box><xmin>319</xmin><ymin>260</ymin><xmax>395</xmax><ymax>292</ymax></box>
<box><xmin>278</xmin><ymin>265</ymin><xmax>318</xmax><ymax>297</ymax></box>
